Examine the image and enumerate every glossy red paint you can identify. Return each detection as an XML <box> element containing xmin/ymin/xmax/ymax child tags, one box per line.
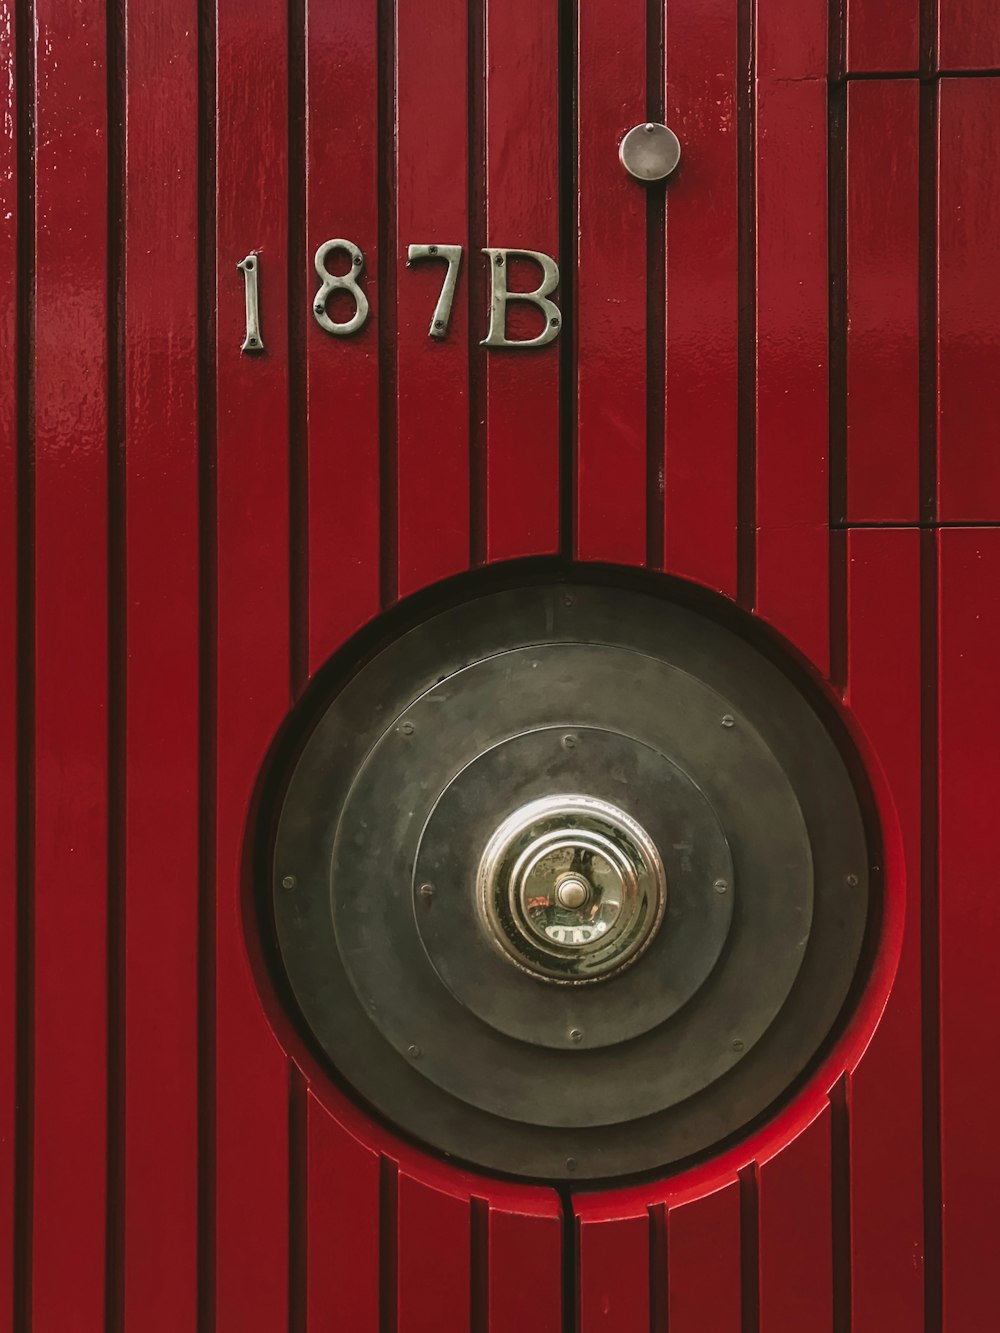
<box><xmin>4</xmin><ymin>2</ymin><xmax>1000</xmax><ymax>1330</ymax></box>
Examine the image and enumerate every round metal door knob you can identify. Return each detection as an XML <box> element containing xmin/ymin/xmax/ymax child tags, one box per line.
<box><xmin>619</xmin><ymin>121</ymin><xmax>682</xmax><ymax>181</ymax></box>
<box><xmin>477</xmin><ymin>793</ymin><xmax>667</xmax><ymax>983</ymax></box>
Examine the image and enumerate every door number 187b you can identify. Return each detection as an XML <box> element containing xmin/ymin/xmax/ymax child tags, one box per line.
<box><xmin>237</xmin><ymin>241</ymin><xmax>561</xmax><ymax>353</ymax></box>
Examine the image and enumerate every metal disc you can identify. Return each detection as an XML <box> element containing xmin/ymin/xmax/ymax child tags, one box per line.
<box><xmin>619</xmin><ymin>122</ymin><xmax>682</xmax><ymax>181</ymax></box>
<box><xmin>269</xmin><ymin>579</ymin><xmax>872</xmax><ymax>1180</ymax></box>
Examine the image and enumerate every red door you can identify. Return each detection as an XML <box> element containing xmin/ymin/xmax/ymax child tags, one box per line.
<box><xmin>2</xmin><ymin>1</ymin><xmax>999</xmax><ymax>1330</ymax></box>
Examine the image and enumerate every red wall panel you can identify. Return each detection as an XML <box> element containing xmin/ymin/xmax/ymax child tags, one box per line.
<box><xmin>3</xmin><ymin>1</ymin><xmax>998</xmax><ymax>1329</ymax></box>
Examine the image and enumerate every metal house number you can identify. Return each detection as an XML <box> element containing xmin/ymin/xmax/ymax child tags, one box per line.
<box><xmin>238</xmin><ymin>242</ymin><xmax>561</xmax><ymax>353</ymax></box>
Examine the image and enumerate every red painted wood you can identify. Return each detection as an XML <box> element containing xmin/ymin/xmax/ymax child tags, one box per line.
<box><xmin>754</xmin><ymin>72</ymin><xmax>829</xmax><ymax>671</ymax></box>
<box><xmin>662</xmin><ymin>0</ymin><xmax>739</xmax><ymax>597</ymax></box>
<box><xmin>577</xmin><ymin>1206</ymin><xmax>649</xmax><ymax>1333</ymax></box>
<box><xmin>483</xmin><ymin>0</ymin><xmax>561</xmax><ymax>562</ymax></box>
<box><xmin>845</xmin><ymin>0</ymin><xmax>920</xmax><ymax>73</ymax></box>
<box><xmin>846</xmin><ymin>80</ymin><xmax>920</xmax><ymax>524</ymax></box>
<box><xmin>938</xmin><ymin>0</ymin><xmax>1000</xmax><ymax>71</ymax></box>
<box><xmin>938</xmin><ymin>528</ymin><xmax>1000</xmax><ymax>1333</ymax></box>
<box><xmin>937</xmin><ymin>79</ymin><xmax>1000</xmax><ymax>522</ymax></box>
<box><xmin>213</xmin><ymin>1</ymin><xmax>292</xmax><ymax>1328</ymax></box>
<box><xmin>305</xmin><ymin>0</ymin><xmax>381</xmax><ymax>666</ymax></box>
<box><xmin>306</xmin><ymin>1093</ymin><xmax>380</xmax><ymax>1333</ymax></box>
<box><xmin>487</xmin><ymin>1194</ymin><xmax>562</xmax><ymax>1333</ymax></box>
<box><xmin>395</xmin><ymin>0</ymin><xmax>470</xmax><ymax>598</ymax></box>
<box><xmin>396</xmin><ymin>1171</ymin><xmax>470</xmax><ymax>1333</ymax></box>
<box><xmin>845</xmin><ymin>528</ymin><xmax>924</xmax><ymax>1333</ymax></box>
<box><xmin>0</xmin><ymin>3</ymin><xmax>16</xmax><ymax>1323</ymax></box>
<box><xmin>757</xmin><ymin>0</ymin><xmax>826</xmax><ymax>79</ymax></box>
<box><xmin>758</xmin><ymin>1107</ymin><xmax>833</xmax><ymax>1332</ymax></box>
<box><xmin>666</xmin><ymin>1181</ymin><xmax>741</xmax><ymax>1332</ymax></box>
<box><xmin>121</xmin><ymin>2</ymin><xmax>200</xmax><ymax>1328</ymax></box>
<box><xmin>575</xmin><ymin>0</ymin><xmax>647</xmax><ymax>566</ymax></box>
<box><xmin>31</xmin><ymin>1</ymin><xmax>109</xmax><ymax>1328</ymax></box>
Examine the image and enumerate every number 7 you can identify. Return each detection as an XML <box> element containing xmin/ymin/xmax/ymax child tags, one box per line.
<box><xmin>406</xmin><ymin>244</ymin><xmax>463</xmax><ymax>338</ymax></box>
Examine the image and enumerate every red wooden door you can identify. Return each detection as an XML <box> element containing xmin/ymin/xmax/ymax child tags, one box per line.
<box><xmin>1</xmin><ymin>1</ymin><xmax>998</xmax><ymax>1330</ymax></box>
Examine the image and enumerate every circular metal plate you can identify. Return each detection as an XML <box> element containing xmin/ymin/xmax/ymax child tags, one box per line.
<box><xmin>269</xmin><ymin>580</ymin><xmax>872</xmax><ymax>1181</ymax></box>
<box><xmin>619</xmin><ymin>122</ymin><xmax>682</xmax><ymax>181</ymax></box>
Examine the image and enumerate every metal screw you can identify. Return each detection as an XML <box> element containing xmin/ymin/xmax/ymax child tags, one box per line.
<box><xmin>569</xmin><ymin>1028</ymin><xmax>583</xmax><ymax>1044</ymax></box>
<box><xmin>562</xmin><ymin>734</ymin><xmax>576</xmax><ymax>750</ymax></box>
<box><xmin>644</xmin><ymin>122</ymin><xmax>656</xmax><ymax>132</ymax></box>
<box><xmin>314</xmin><ymin>302</ymin><xmax>324</xmax><ymax>312</ymax></box>
<box><xmin>732</xmin><ymin>1038</ymin><xmax>745</xmax><ymax>1052</ymax></box>
<box><xmin>353</xmin><ymin>255</ymin><xmax>362</xmax><ymax>265</ymax></box>
<box><xmin>434</xmin><ymin>319</ymin><xmax>444</xmax><ymax>329</ymax></box>
<box><xmin>281</xmin><ymin>875</ymin><xmax>295</xmax><ymax>890</ymax></box>
<box><xmin>495</xmin><ymin>254</ymin><xmax>504</xmax><ymax>266</ymax></box>
<box><xmin>407</xmin><ymin>1044</ymin><xmax>421</xmax><ymax>1059</ymax></box>
<box><xmin>721</xmin><ymin>714</ymin><xmax>735</xmax><ymax>728</ymax></box>
<box><xmin>562</xmin><ymin>593</ymin><xmax>574</xmax><ymax>607</ymax></box>
<box><xmin>550</xmin><ymin>317</ymin><xmax>560</xmax><ymax>327</ymax></box>
<box><xmin>429</xmin><ymin>244</ymin><xmax>438</xmax><ymax>253</ymax></box>
<box><xmin>714</xmin><ymin>879</ymin><xmax>728</xmax><ymax>894</ymax></box>
<box><xmin>400</xmin><ymin>720</ymin><xmax>414</xmax><ymax>735</ymax></box>
<box><xmin>419</xmin><ymin>883</ymin><xmax>434</xmax><ymax>903</ymax></box>
<box><xmin>846</xmin><ymin>873</ymin><xmax>859</xmax><ymax>887</ymax></box>
<box><xmin>566</xmin><ymin>1157</ymin><xmax>578</xmax><ymax>1171</ymax></box>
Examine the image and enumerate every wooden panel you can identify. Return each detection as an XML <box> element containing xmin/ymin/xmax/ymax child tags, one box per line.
<box><xmin>666</xmin><ymin>1181</ymin><xmax>741</xmax><ymax>1332</ymax></box>
<box><xmin>213</xmin><ymin>0</ymin><xmax>291</xmax><ymax>1327</ymax></box>
<box><xmin>305</xmin><ymin>1094</ymin><xmax>380</xmax><ymax>1333</ymax></box>
<box><xmin>937</xmin><ymin>80</ymin><xmax>1000</xmax><ymax>522</ymax></box>
<box><xmin>754</xmin><ymin>72</ymin><xmax>829</xmax><ymax>670</ymax></box>
<box><xmin>31</xmin><ymin>1</ymin><xmax>109</xmax><ymax>1328</ymax></box>
<box><xmin>305</xmin><ymin>0</ymin><xmax>381</xmax><ymax>667</ymax></box>
<box><xmin>577</xmin><ymin>1207</ymin><xmax>649</xmax><ymax>1333</ymax></box>
<box><xmin>662</xmin><ymin>0</ymin><xmax>739</xmax><ymax>596</ymax></box>
<box><xmin>845</xmin><ymin>528</ymin><xmax>923</xmax><ymax>1332</ymax></box>
<box><xmin>395</xmin><ymin>0</ymin><xmax>470</xmax><ymax>598</ymax></box>
<box><xmin>483</xmin><ymin>0</ymin><xmax>561</xmax><ymax>562</ymax></box>
<box><xmin>846</xmin><ymin>81</ymin><xmax>920</xmax><ymax>524</ymax></box>
<box><xmin>845</xmin><ymin>0</ymin><xmax>920</xmax><ymax>73</ymax></box>
<box><xmin>938</xmin><ymin>0</ymin><xmax>1000</xmax><ymax>70</ymax></box>
<box><xmin>757</xmin><ymin>0</ymin><xmax>826</xmax><ymax>79</ymax></box>
<box><xmin>396</xmin><ymin>1171</ymin><xmax>470</xmax><ymax>1333</ymax></box>
<box><xmin>487</xmin><ymin>1195</ymin><xmax>562</xmax><ymax>1333</ymax></box>
<box><xmin>0</xmin><ymin>2</ymin><xmax>16</xmax><ymax>1323</ymax></box>
<box><xmin>121</xmin><ymin>2</ymin><xmax>200</xmax><ymax>1328</ymax></box>
<box><xmin>575</xmin><ymin>0</ymin><xmax>647</xmax><ymax>565</ymax></box>
<box><xmin>758</xmin><ymin>1109</ymin><xmax>833</xmax><ymax>1332</ymax></box>
<box><xmin>938</xmin><ymin>528</ymin><xmax>1000</xmax><ymax>1333</ymax></box>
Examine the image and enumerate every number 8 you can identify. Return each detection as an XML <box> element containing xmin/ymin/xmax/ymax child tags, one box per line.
<box><xmin>313</xmin><ymin>239</ymin><xmax>369</xmax><ymax>336</ymax></box>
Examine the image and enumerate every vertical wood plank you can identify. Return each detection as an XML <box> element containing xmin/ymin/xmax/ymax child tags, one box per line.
<box><xmin>756</xmin><ymin>0</ymin><xmax>826</xmax><ymax>79</ymax></box>
<box><xmin>938</xmin><ymin>0</ymin><xmax>1000</xmax><ymax>71</ymax></box>
<box><xmin>31</xmin><ymin>1</ymin><xmax>109</xmax><ymax>1327</ymax></box>
<box><xmin>845</xmin><ymin>0</ymin><xmax>920</xmax><ymax>73</ymax></box>
<box><xmin>396</xmin><ymin>1171</ymin><xmax>470</xmax><ymax>1333</ymax></box>
<box><xmin>487</xmin><ymin>1197</ymin><xmax>562</xmax><ymax>1333</ymax></box>
<box><xmin>754</xmin><ymin>64</ymin><xmax>829</xmax><ymax>670</ymax></box>
<box><xmin>305</xmin><ymin>1093</ymin><xmax>380</xmax><ymax>1333</ymax></box>
<box><xmin>937</xmin><ymin>79</ymin><xmax>1000</xmax><ymax>522</ymax></box>
<box><xmin>483</xmin><ymin>0</ymin><xmax>561</xmax><ymax>562</ymax></box>
<box><xmin>845</xmin><ymin>527</ymin><xmax>924</xmax><ymax>1333</ymax></box>
<box><xmin>305</xmin><ymin>0</ymin><xmax>381</xmax><ymax>667</ymax></box>
<box><xmin>0</xmin><ymin>1</ymin><xmax>16</xmax><ymax>1322</ymax></box>
<box><xmin>666</xmin><ymin>1181</ymin><xmax>741</xmax><ymax>1332</ymax></box>
<box><xmin>938</xmin><ymin>528</ymin><xmax>1000</xmax><ymax>1333</ymax></box>
<box><xmin>662</xmin><ymin>0</ymin><xmax>739</xmax><ymax>597</ymax></box>
<box><xmin>577</xmin><ymin>1207</ymin><xmax>649</xmax><ymax>1333</ymax></box>
<box><xmin>757</xmin><ymin>1109</ymin><xmax>833</xmax><ymax>1333</ymax></box>
<box><xmin>121</xmin><ymin>2</ymin><xmax>200</xmax><ymax>1329</ymax></box>
<box><xmin>394</xmin><ymin>0</ymin><xmax>470</xmax><ymax>598</ymax></box>
<box><xmin>213</xmin><ymin>0</ymin><xmax>291</xmax><ymax>1327</ymax></box>
<box><xmin>575</xmin><ymin>0</ymin><xmax>647</xmax><ymax>565</ymax></box>
<box><xmin>846</xmin><ymin>80</ymin><xmax>920</xmax><ymax>524</ymax></box>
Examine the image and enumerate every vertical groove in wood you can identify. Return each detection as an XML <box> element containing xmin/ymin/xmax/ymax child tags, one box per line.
<box><xmin>288</xmin><ymin>1066</ymin><xmax>307</xmax><ymax>1333</ymax></box>
<box><xmin>920</xmin><ymin>528</ymin><xmax>942</xmax><ymax>1331</ymax></box>
<box><xmin>739</xmin><ymin>1165</ymin><xmax>759</xmax><ymax>1333</ymax></box>
<box><xmin>830</xmin><ymin>1079</ymin><xmax>852</xmax><ymax>1333</ymax></box>
<box><xmin>468</xmin><ymin>0</ymin><xmax>486</xmax><ymax>568</ymax></box>
<box><xmin>379</xmin><ymin>1158</ymin><xmax>398</xmax><ymax>1333</ymax></box>
<box><xmin>557</xmin><ymin>0</ymin><xmax>577</xmax><ymax>561</ymax></box>
<box><xmin>11</xmin><ymin>0</ymin><xmax>34</xmax><ymax>1327</ymax></box>
<box><xmin>736</xmin><ymin>0</ymin><xmax>756</xmax><ymax>610</ymax></box>
<box><xmin>918</xmin><ymin>78</ymin><xmax>938</xmax><ymax>523</ymax></box>
<box><xmin>287</xmin><ymin>0</ymin><xmax>307</xmax><ymax>696</ymax></box>
<box><xmin>645</xmin><ymin>0</ymin><xmax>665</xmax><ymax>573</ymax></box>
<box><xmin>196</xmin><ymin>0</ymin><xmax>218</xmax><ymax>1322</ymax></box>
<box><xmin>648</xmin><ymin>1202</ymin><xmax>667</xmax><ymax>1333</ymax></box>
<box><xmin>377</xmin><ymin>0</ymin><xmax>398</xmax><ymax>609</ymax></box>
<box><xmin>105</xmin><ymin>0</ymin><xmax>126</xmax><ymax>1324</ymax></box>
<box><xmin>828</xmin><ymin>78</ymin><xmax>847</xmax><ymax>528</ymax></box>
<box><xmin>470</xmin><ymin>1196</ymin><xmax>489</xmax><ymax>1333</ymax></box>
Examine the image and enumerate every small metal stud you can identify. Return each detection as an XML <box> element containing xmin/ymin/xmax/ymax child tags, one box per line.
<box><xmin>561</xmin><ymin>734</ymin><xmax>576</xmax><ymax>750</ymax></box>
<box><xmin>407</xmin><ymin>1044</ymin><xmax>421</xmax><ymax>1059</ymax></box>
<box><xmin>721</xmin><ymin>714</ymin><xmax>735</xmax><ymax>728</ymax></box>
<box><xmin>281</xmin><ymin>875</ymin><xmax>295</xmax><ymax>890</ymax></box>
<box><xmin>846</xmin><ymin>873</ymin><xmax>859</xmax><ymax>887</ymax></box>
<box><xmin>732</xmin><ymin>1038</ymin><xmax>745</xmax><ymax>1052</ymax></box>
<box><xmin>714</xmin><ymin>878</ymin><xmax>728</xmax><ymax>894</ymax></box>
<box><xmin>566</xmin><ymin>1157</ymin><xmax>578</xmax><ymax>1171</ymax></box>
<box><xmin>569</xmin><ymin>1028</ymin><xmax>583</xmax><ymax>1043</ymax></box>
<box><xmin>400</xmin><ymin>720</ymin><xmax>414</xmax><ymax>735</ymax></box>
